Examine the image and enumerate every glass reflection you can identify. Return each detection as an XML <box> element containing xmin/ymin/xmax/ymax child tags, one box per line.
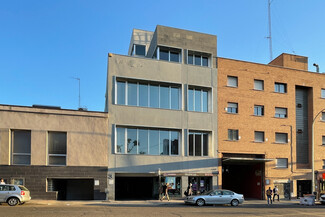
<box><xmin>127</xmin><ymin>82</ymin><xmax>137</xmax><ymax>106</ymax></box>
<box><xmin>171</xmin><ymin>131</ymin><xmax>179</xmax><ymax>155</ymax></box>
<box><xmin>127</xmin><ymin>128</ymin><xmax>137</xmax><ymax>154</ymax></box>
<box><xmin>160</xmin><ymin>85</ymin><xmax>169</xmax><ymax>109</ymax></box>
<box><xmin>117</xmin><ymin>81</ymin><xmax>125</xmax><ymax>105</ymax></box>
<box><xmin>139</xmin><ymin>83</ymin><xmax>148</xmax><ymax>107</ymax></box>
<box><xmin>150</xmin><ymin>85</ymin><xmax>159</xmax><ymax>108</ymax></box>
<box><xmin>149</xmin><ymin>130</ymin><xmax>159</xmax><ymax>155</ymax></box>
<box><xmin>160</xmin><ymin>130</ymin><xmax>169</xmax><ymax>155</ymax></box>
<box><xmin>116</xmin><ymin>127</ymin><xmax>125</xmax><ymax>153</ymax></box>
<box><xmin>171</xmin><ymin>87</ymin><xmax>179</xmax><ymax>110</ymax></box>
<box><xmin>195</xmin><ymin>89</ymin><xmax>201</xmax><ymax>112</ymax></box>
<box><xmin>188</xmin><ymin>89</ymin><xmax>194</xmax><ymax>111</ymax></box>
<box><xmin>138</xmin><ymin>129</ymin><xmax>148</xmax><ymax>154</ymax></box>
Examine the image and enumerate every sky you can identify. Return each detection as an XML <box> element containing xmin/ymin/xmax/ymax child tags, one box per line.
<box><xmin>1</xmin><ymin>0</ymin><xmax>325</xmax><ymax>112</ymax></box>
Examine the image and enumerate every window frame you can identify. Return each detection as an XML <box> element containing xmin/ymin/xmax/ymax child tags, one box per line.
<box><xmin>131</xmin><ymin>44</ymin><xmax>146</xmax><ymax>56</ymax></box>
<box><xmin>11</xmin><ymin>130</ymin><xmax>31</xmax><ymax>165</ymax></box>
<box><xmin>321</xmin><ymin>89</ymin><xmax>325</xmax><ymax>99</ymax></box>
<box><xmin>188</xmin><ymin>131</ymin><xmax>209</xmax><ymax>157</ymax></box>
<box><xmin>48</xmin><ymin>131</ymin><xmax>67</xmax><ymax>166</ymax></box>
<box><xmin>115</xmin><ymin>78</ymin><xmax>181</xmax><ymax>110</ymax></box>
<box><xmin>115</xmin><ymin>126</ymin><xmax>180</xmax><ymax>156</ymax></box>
<box><xmin>227</xmin><ymin>102</ymin><xmax>238</xmax><ymax>114</ymax></box>
<box><xmin>228</xmin><ymin>129</ymin><xmax>239</xmax><ymax>141</ymax></box>
<box><xmin>254</xmin><ymin>105</ymin><xmax>264</xmax><ymax>116</ymax></box>
<box><xmin>275</xmin><ymin>132</ymin><xmax>288</xmax><ymax>144</ymax></box>
<box><xmin>187</xmin><ymin>86</ymin><xmax>210</xmax><ymax>112</ymax></box>
<box><xmin>227</xmin><ymin>76</ymin><xmax>238</xmax><ymax>88</ymax></box>
<box><xmin>274</xmin><ymin>82</ymin><xmax>287</xmax><ymax>93</ymax></box>
<box><xmin>254</xmin><ymin>131</ymin><xmax>265</xmax><ymax>143</ymax></box>
<box><xmin>155</xmin><ymin>46</ymin><xmax>182</xmax><ymax>63</ymax></box>
<box><xmin>276</xmin><ymin>158</ymin><xmax>288</xmax><ymax>168</ymax></box>
<box><xmin>187</xmin><ymin>51</ymin><xmax>210</xmax><ymax>67</ymax></box>
<box><xmin>254</xmin><ymin>79</ymin><xmax>264</xmax><ymax>91</ymax></box>
<box><xmin>275</xmin><ymin>107</ymin><xmax>287</xmax><ymax>118</ymax></box>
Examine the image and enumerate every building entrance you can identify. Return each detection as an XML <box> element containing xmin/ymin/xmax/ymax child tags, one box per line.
<box><xmin>222</xmin><ymin>154</ymin><xmax>267</xmax><ymax>200</ymax></box>
<box><xmin>297</xmin><ymin>180</ymin><xmax>311</xmax><ymax>198</ymax></box>
<box><xmin>115</xmin><ymin>176</ymin><xmax>159</xmax><ymax>200</ymax></box>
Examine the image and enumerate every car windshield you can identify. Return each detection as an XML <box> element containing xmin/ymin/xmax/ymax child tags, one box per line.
<box><xmin>19</xmin><ymin>186</ymin><xmax>29</xmax><ymax>191</ymax></box>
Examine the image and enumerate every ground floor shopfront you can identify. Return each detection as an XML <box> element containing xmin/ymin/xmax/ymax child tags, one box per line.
<box><xmin>113</xmin><ymin>173</ymin><xmax>218</xmax><ymax>200</ymax></box>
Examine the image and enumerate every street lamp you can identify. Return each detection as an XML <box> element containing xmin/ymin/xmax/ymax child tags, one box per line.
<box><xmin>312</xmin><ymin>109</ymin><xmax>325</xmax><ymax>195</ymax></box>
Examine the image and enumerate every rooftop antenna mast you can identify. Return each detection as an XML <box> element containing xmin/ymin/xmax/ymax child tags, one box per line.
<box><xmin>267</xmin><ymin>0</ymin><xmax>273</xmax><ymax>61</ymax></box>
<box><xmin>71</xmin><ymin>77</ymin><xmax>81</xmax><ymax>108</ymax></box>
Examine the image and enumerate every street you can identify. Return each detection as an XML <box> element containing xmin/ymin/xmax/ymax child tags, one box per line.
<box><xmin>1</xmin><ymin>200</ymin><xmax>325</xmax><ymax>217</ymax></box>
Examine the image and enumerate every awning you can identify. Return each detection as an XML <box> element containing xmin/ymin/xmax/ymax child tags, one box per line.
<box><xmin>222</xmin><ymin>157</ymin><xmax>275</xmax><ymax>163</ymax></box>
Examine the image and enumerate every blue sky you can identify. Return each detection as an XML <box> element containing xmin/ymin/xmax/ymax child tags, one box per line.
<box><xmin>1</xmin><ymin>0</ymin><xmax>324</xmax><ymax>111</ymax></box>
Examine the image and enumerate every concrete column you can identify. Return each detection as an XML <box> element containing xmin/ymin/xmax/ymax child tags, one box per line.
<box><xmin>212</xmin><ymin>175</ymin><xmax>218</xmax><ymax>189</ymax></box>
<box><xmin>107</xmin><ymin>173</ymin><xmax>115</xmax><ymax>200</ymax></box>
<box><xmin>182</xmin><ymin>176</ymin><xmax>188</xmax><ymax>197</ymax></box>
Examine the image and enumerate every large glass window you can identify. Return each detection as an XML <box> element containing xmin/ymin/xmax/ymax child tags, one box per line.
<box><xmin>12</xmin><ymin>130</ymin><xmax>31</xmax><ymax>165</ymax></box>
<box><xmin>275</xmin><ymin>107</ymin><xmax>287</xmax><ymax>118</ymax></box>
<box><xmin>254</xmin><ymin>105</ymin><xmax>264</xmax><ymax>116</ymax></box>
<box><xmin>117</xmin><ymin>79</ymin><xmax>180</xmax><ymax>110</ymax></box>
<box><xmin>188</xmin><ymin>132</ymin><xmax>209</xmax><ymax>156</ymax></box>
<box><xmin>187</xmin><ymin>51</ymin><xmax>210</xmax><ymax>67</ymax></box>
<box><xmin>275</xmin><ymin>82</ymin><xmax>287</xmax><ymax>93</ymax></box>
<box><xmin>188</xmin><ymin>87</ymin><xmax>209</xmax><ymax>112</ymax></box>
<box><xmin>156</xmin><ymin>46</ymin><xmax>181</xmax><ymax>63</ymax></box>
<box><xmin>228</xmin><ymin>129</ymin><xmax>239</xmax><ymax>141</ymax></box>
<box><xmin>116</xmin><ymin>127</ymin><xmax>179</xmax><ymax>156</ymax></box>
<box><xmin>48</xmin><ymin>132</ymin><xmax>67</xmax><ymax>166</ymax></box>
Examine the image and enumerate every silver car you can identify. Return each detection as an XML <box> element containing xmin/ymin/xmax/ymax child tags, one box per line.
<box><xmin>184</xmin><ymin>189</ymin><xmax>244</xmax><ymax>206</ymax></box>
<box><xmin>0</xmin><ymin>184</ymin><xmax>31</xmax><ymax>206</ymax></box>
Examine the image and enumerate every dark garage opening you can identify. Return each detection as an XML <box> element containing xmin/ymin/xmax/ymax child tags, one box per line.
<box><xmin>48</xmin><ymin>178</ymin><xmax>94</xmax><ymax>200</ymax></box>
<box><xmin>115</xmin><ymin>177</ymin><xmax>158</xmax><ymax>200</ymax></box>
<box><xmin>222</xmin><ymin>160</ymin><xmax>264</xmax><ymax>199</ymax></box>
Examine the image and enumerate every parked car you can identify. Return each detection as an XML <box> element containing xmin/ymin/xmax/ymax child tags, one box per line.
<box><xmin>184</xmin><ymin>189</ymin><xmax>244</xmax><ymax>206</ymax></box>
<box><xmin>0</xmin><ymin>184</ymin><xmax>31</xmax><ymax>206</ymax></box>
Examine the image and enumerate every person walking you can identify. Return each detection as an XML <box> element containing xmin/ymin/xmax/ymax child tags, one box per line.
<box><xmin>266</xmin><ymin>187</ymin><xmax>273</xmax><ymax>205</ymax></box>
<box><xmin>160</xmin><ymin>183</ymin><xmax>170</xmax><ymax>201</ymax></box>
<box><xmin>187</xmin><ymin>183</ymin><xmax>193</xmax><ymax>196</ymax></box>
<box><xmin>273</xmin><ymin>186</ymin><xmax>279</xmax><ymax>201</ymax></box>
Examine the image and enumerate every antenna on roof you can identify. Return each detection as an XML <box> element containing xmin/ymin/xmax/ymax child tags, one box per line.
<box><xmin>71</xmin><ymin>77</ymin><xmax>81</xmax><ymax>109</ymax></box>
<box><xmin>267</xmin><ymin>0</ymin><xmax>273</xmax><ymax>61</ymax></box>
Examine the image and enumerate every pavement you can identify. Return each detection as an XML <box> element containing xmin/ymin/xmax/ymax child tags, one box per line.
<box><xmin>25</xmin><ymin>198</ymin><xmax>308</xmax><ymax>207</ymax></box>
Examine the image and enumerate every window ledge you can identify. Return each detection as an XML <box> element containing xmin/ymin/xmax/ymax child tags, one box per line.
<box><xmin>274</xmin><ymin>117</ymin><xmax>288</xmax><ymax>119</ymax></box>
<box><xmin>225</xmin><ymin>140</ymin><xmax>239</xmax><ymax>142</ymax></box>
<box><xmin>273</xmin><ymin>92</ymin><xmax>288</xmax><ymax>94</ymax></box>
<box><xmin>253</xmin><ymin>141</ymin><xmax>265</xmax><ymax>143</ymax></box>
<box><xmin>187</xmin><ymin>110</ymin><xmax>212</xmax><ymax>114</ymax></box>
<box><xmin>252</xmin><ymin>89</ymin><xmax>264</xmax><ymax>91</ymax></box>
<box><xmin>226</xmin><ymin>85</ymin><xmax>238</xmax><ymax>88</ymax></box>
<box><xmin>274</xmin><ymin>142</ymin><xmax>288</xmax><ymax>144</ymax></box>
<box><xmin>252</xmin><ymin>115</ymin><xmax>264</xmax><ymax>117</ymax></box>
<box><xmin>226</xmin><ymin>112</ymin><xmax>238</xmax><ymax>115</ymax></box>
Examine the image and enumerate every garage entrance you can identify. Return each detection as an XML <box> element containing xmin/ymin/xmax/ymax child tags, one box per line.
<box><xmin>115</xmin><ymin>176</ymin><xmax>159</xmax><ymax>200</ymax></box>
<box><xmin>222</xmin><ymin>154</ymin><xmax>271</xmax><ymax>200</ymax></box>
<box><xmin>48</xmin><ymin>179</ymin><xmax>94</xmax><ymax>200</ymax></box>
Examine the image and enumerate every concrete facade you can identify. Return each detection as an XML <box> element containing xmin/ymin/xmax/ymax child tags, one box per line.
<box><xmin>106</xmin><ymin>26</ymin><xmax>219</xmax><ymax>200</ymax></box>
<box><xmin>0</xmin><ymin>104</ymin><xmax>109</xmax><ymax>199</ymax></box>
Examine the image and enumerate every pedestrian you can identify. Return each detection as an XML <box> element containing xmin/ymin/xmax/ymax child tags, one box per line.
<box><xmin>187</xmin><ymin>183</ymin><xmax>193</xmax><ymax>196</ymax></box>
<box><xmin>160</xmin><ymin>183</ymin><xmax>170</xmax><ymax>201</ymax></box>
<box><xmin>266</xmin><ymin>187</ymin><xmax>273</xmax><ymax>205</ymax></box>
<box><xmin>0</xmin><ymin>178</ymin><xmax>5</xmax><ymax>184</ymax></box>
<box><xmin>273</xmin><ymin>186</ymin><xmax>279</xmax><ymax>202</ymax></box>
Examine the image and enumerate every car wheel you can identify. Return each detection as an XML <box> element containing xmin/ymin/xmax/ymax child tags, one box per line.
<box><xmin>231</xmin><ymin>199</ymin><xmax>239</xmax><ymax>206</ymax></box>
<box><xmin>196</xmin><ymin>198</ymin><xmax>205</xmax><ymax>206</ymax></box>
<box><xmin>7</xmin><ymin>197</ymin><xmax>19</xmax><ymax>206</ymax></box>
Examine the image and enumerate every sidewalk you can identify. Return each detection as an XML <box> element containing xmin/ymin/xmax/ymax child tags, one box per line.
<box><xmin>27</xmin><ymin>199</ymin><xmax>303</xmax><ymax>207</ymax></box>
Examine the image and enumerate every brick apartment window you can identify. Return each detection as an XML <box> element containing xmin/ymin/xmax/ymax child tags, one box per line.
<box><xmin>275</xmin><ymin>133</ymin><xmax>288</xmax><ymax>143</ymax></box>
<box><xmin>187</xmin><ymin>51</ymin><xmax>210</xmax><ymax>67</ymax></box>
<box><xmin>11</xmin><ymin>130</ymin><xmax>31</xmax><ymax>165</ymax></box>
<box><xmin>276</xmin><ymin>158</ymin><xmax>288</xmax><ymax>168</ymax></box>
<box><xmin>188</xmin><ymin>87</ymin><xmax>209</xmax><ymax>112</ymax></box>
<box><xmin>275</xmin><ymin>107</ymin><xmax>287</xmax><ymax>118</ymax></box>
<box><xmin>322</xmin><ymin>136</ymin><xmax>325</xmax><ymax>146</ymax></box>
<box><xmin>254</xmin><ymin>131</ymin><xmax>265</xmax><ymax>142</ymax></box>
<box><xmin>228</xmin><ymin>129</ymin><xmax>239</xmax><ymax>141</ymax></box>
<box><xmin>48</xmin><ymin>132</ymin><xmax>67</xmax><ymax>166</ymax></box>
<box><xmin>322</xmin><ymin>112</ymin><xmax>325</xmax><ymax>121</ymax></box>
<box><xmin>274</xmin><ymin>82</ymin><xmax>287</xmax><ymax>93</ymax></box>
<box><xmin>322</xmin><ymin>89</ymin><xmax>325</xmax><ymax>99</ymax></box>
<box><xmin>254</xmin><ymin>105</ymin><xmax>264</xmax><ymax>116</ymax></box>
<box><xmin>254</xmin><ymin>79</ymin><xmax>264</xmax><ymax>91</ymax></box>
<box><xmin>323</xmin><ymin>160</ymin><xmax>325</xmax><ymax>169</ymax></box>
<box><xmin>131</xmin><ymin>44</ymin><xmax>146</xmax><ymax>56</ymax></box>
<box><xmin>227</xmin><ymin>102</ymin><xmax>238</xmax><ymax>114</ymax></box>
<box><xmin>189</xmin><ymin>131</ymin><xmax>209</xmax><ymax>156</ymax></box>
<box><xmin>227</xmin><ymin>76</ymin><xmax>238</xmax><ymax>87</ymax></box>
<box><xmin>11</xmin><ymin>178</ymin><xmax>24</xmax><ymax>185</ymax></box>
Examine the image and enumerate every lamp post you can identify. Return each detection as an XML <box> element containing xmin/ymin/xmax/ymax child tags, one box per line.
<box><xmin>312</xmin><ymin>109</ymin><xmax>325</xmax><ymax>195</ymax></box>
